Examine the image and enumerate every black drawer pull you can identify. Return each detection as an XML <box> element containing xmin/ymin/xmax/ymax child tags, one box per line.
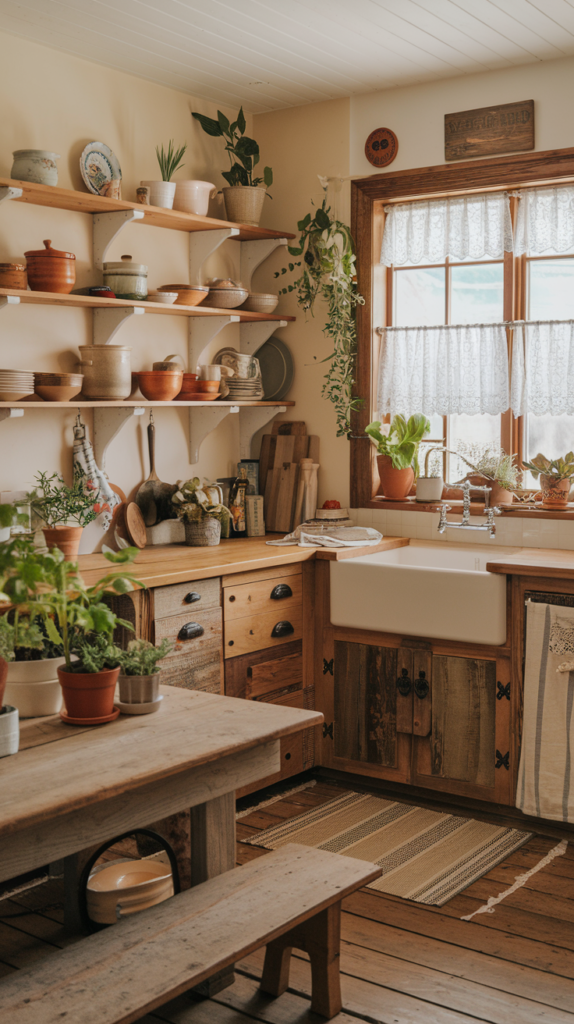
<box><xmin>177</xmin><ymin>622</ymin><xmax>204</xmax><ymax>641</ymax></box>
<box><xmin>414</xmin><ymin>671</ymin><xmax>429</xmax><ymax>700</ymax></box>
<box><xmin>183</xmin><ymin>592</ymin><xmax>201</xmax><ymax>605</ymax></box>
<box><xmin>271</xmin><ymin>620</ymin><xmax>295</xmax><ymax>638</ymax></box>
<box><xmin>396</xmin><ymin>669</ymin><xmax>412</xmax><ymax>697</ymax></box>
<box><xmin>270</xmin><ymin>583</ymin><xmax>293</xmax><ymax>600</ymax></box>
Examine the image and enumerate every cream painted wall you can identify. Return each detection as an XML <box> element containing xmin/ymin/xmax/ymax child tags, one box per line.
<box><xmin>0</xmin><ymin>31</ymin><xmax>255</xmax><ymax>552</ymax></box>
<box><xmin>351</xmin><ymin>55</ymin><xmax>574</xmax><ymax>177</ymax></box>
<box><xmin>254</xmin><ymin>98</ymin><xmax>351</xmax><ymax>508</ymax></box>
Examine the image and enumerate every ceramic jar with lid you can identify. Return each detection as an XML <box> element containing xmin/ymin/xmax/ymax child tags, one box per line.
<box><xmin>11</xmin><ymin>150</ymin><xmax>60</xmax><ymax>186</ymax></box>
<box><xmin>78</xmin><ymin>346</ymin><xmax>132</xmax><ymax>401</ymax></box>
<box><xmin>24</xmin><ymin>240</ymin><xmax>76</xmax><ymax>294</ymax></box>
<box><xmin>0</xmin><ymin>263</ymin><xmax>27</xmax><ymax>290</ymax></box>
<box><xmin>103</xmin><ymin>255</ymin><xmax>148</xmax><ymax>300</ymax></box>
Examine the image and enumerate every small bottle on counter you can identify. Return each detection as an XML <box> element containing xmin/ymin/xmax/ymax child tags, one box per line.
<box><xmin>228</xmin><ymin>466</ymin><xmax>249</xmax><ymax>538</ymax></box>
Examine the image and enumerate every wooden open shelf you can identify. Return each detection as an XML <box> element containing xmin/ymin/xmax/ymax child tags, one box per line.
<box><xmin>0</xmin><ymin>177</ymin><xmax>296</xmax><ymax>242</ymax></box>
<box><xmin>2</xmin><ymin>399</ymin><xmax>295</xmax><ymax>409</ymax></box>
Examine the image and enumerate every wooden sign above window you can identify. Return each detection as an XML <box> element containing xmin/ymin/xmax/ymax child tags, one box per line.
<box><xmin>444</xmin><ymin>100</ymin><xmax>534</xmax><ymax>162</ymax></box>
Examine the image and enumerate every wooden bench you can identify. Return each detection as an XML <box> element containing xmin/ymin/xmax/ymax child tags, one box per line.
<box><xmin>0</xmin><ymin>843</ymin><xmax>381</xmax><ymax>1023</ymax></box>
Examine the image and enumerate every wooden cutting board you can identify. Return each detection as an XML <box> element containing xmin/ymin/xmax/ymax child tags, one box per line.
<box><xmin>259</xmin><ymin>434</ymin><xmax>276</xmax><ymax>495</ymax></box>
<box><xmin>275</xmin><ymin>462</ymin><xmax>299</xmax><ymax>533</ymax></box>
<box><xmin>272</xmin><ymin>421</ymin><xmax>307</xmax><ymax>435</ymax></box>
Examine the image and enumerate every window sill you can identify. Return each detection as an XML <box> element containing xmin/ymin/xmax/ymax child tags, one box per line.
<box><xmin>366</xmin><ymin>497</ymin><xmax>574</xmax><ymax>520</ymax></box>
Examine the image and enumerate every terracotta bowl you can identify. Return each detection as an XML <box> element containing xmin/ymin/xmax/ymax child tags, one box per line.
<box><xmin>135</xmin><ymin>370</ymin><xmax>183</xmax><ymax>401</ymax></box>
<box><xmin>158</xmin><ymin>284</ymin><xmax>209</xmax><ymax>307</ymax></box>
<box><xmin>190</xmin><ymin>380</ymin><xmax>220</xmax><ymax>393</ymax></box>
<box><xmin>35</xmin><ymin>384</ymin><xmax>83</xmax><ymax>402</ymax></box>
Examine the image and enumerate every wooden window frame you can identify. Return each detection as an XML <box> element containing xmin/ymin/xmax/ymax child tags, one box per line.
<box><xmin>350</xmin><ymin>146</ymin><xmax>574</xmax><ymax>508</ymax></box>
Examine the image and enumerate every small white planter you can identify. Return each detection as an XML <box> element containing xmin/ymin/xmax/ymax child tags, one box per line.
<box><xmin>5</xmin><ymin>656</ymin><xmax>66</xmax><ymax>717</ymax></box>
<box><xmin>140</xmin><ymin>180</ymin><xmax>176</xmax><ymax>210</ymax></box>
<box><xmin>415</xmin><ymin>477</ymin><xmax>444</xmax><ymax>502</ymax></box>
<box><xmin>0</xmin><ymin>706</ymin><xmax>19</xmax><ymax>757</ymax></box>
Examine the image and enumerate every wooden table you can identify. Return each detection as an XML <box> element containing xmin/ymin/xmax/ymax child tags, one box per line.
<box><xmin>0</xmin><ymin>687</ymin><xmax>323</xmax><ymax>931</ymax></box>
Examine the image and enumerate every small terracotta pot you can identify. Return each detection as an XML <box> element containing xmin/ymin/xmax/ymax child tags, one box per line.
<box><xmin>376</xmin><ymin>455</ymin><xmax>414</xmax><ymax>500</ymax></box>
<box><xmin>540</xmin><ymin>475</ymin><xmax>571</xmax><ymax>509</ymax></box>
<box><xmin>24</xmin><ymin>239</ymin><xmax>76</xmax><ymax>294</ymax></box>
<box><xmin>58</xmin><ymin>665</ymin><xmax>119</xmax><ymax>721</ymax></box>
<box><xmin>489</xmin><ymin>481</ymin><xmax>515</xmax><ymax>505</ymax></box>
<box><xmin>0</xmin><ymin>658</ymin><xmax>7</xmax><ymax>710</ymax></box>
<box><xmin>0</xmin><ymin>263</ymin><xmax>27</xmax><ymax>289</ymax></box>
<box><xmin>42</xmin><ymin>525</ymin><xmax>83</xmax><ymax>560</ymax></box>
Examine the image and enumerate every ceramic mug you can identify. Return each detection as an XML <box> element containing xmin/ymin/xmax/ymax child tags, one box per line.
<box><xmin>199</xmin><ymin>364</ymin><xmax>221</xmax><ymax>380</ymax></box>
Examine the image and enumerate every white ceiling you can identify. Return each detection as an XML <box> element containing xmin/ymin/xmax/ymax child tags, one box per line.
<box><xmin>2</xmin><ymin>0</ymin><xmax>574</xmax><ymax>112</ymax></box>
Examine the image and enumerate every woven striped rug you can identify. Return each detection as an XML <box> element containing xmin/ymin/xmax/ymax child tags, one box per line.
<box><xmin>242</xmin><ymin>791</ymin><xmax>533</xmax><ymax>905</ymax></box>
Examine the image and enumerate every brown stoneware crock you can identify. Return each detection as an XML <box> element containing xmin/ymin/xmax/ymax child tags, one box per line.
<box><xmin>24</xmin><ymin>239</ymin><xmax>76</xmax><ymax>294</ymax></box>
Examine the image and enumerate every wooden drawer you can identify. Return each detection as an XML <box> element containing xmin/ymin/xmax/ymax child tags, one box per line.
<box><xmin>160</xmin><ymin>644</ymin><xmax>222</xmax><ymax>694</ymax></box>
<box><xmin>154</xmin><ymin>607</ymin><xmax>222</xmax><ymax>652</ymax></box>
<box><xmin>223</xmin><ymin>574</ymin><xmax>302</xmax><ymax>623</ymax></box>
<box><xmin>225</xmin><ymin>640</ymin><xmax>303</xmax><ymax>701</ymax></box>
<box><xmin>153</xmin><ymin>578</ymin><xmax>220</xmax><ymax>620</ymax></box>
<box><xmin>224</xmin><ymin>607</ymin><xmax>302</xmax><ymax>659</ymax></box>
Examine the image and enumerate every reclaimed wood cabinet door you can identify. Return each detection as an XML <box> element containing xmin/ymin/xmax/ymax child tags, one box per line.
<box><xmin>332</xmin><ymin>640</ymin><xmax>411</xmax><ymax>783</ymax></box>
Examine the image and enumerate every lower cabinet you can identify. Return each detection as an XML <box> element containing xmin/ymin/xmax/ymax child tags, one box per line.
<box><xmin>331</xmin><ymin>639</ymin><xmax>512</xmax><ymax>804</ymax></box>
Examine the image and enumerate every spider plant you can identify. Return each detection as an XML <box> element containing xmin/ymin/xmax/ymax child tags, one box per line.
<box><xmin>155</xmin><ymin>140</ymin><xmax>187</xmax><ymax>182</ymax></box>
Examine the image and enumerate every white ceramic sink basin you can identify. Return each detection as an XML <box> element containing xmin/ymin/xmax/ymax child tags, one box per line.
<box><xmin>330</xmin><ymin>541</ymin><xmax>520</xmax><ymax>645</ymax></box>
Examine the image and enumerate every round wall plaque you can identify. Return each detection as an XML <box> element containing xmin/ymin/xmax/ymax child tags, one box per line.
<box><xmin>365</xmin><ymin>128</ymin><xmax>398</xmax><ymax>169</ymax></box>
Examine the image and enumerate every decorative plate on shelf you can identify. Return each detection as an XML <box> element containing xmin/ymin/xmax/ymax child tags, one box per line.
<box><xmin>257</xmin><ymin>336</ymin><xmax>294</xmax><ymax>400</ymax></box>
<box><xmin>80</xmin><ymin>142</ymin><xmax>122</xmax><ymax>196</ymax></box>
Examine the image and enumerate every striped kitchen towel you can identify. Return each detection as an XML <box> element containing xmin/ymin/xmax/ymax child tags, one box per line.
<box><xmin>517</xmin><ymin>601</ymin><xmax>574</xmax><ymax>822</ymax></box>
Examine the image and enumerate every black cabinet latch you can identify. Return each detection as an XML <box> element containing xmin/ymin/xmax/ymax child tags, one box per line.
<box><xmin>322</xmin><ymin>722</ymin><xmax>334</xmax><ymax>740</ymax></box>
<box><xmin>495</xmin><ymin>750</ymin><xmax>510</xmax><ymax>770</ymax></box>
<box><xmin>270</xmin><ymin>583</ymin><xmax>293</xmax><ymax>600</ymax></box>
<box><xmin>496</xmin><ymin>681</ymin><xmax>510</xmax><ymax>701</ymax></box>
<box><xmin>323</xmin><ymin>658</ymin><xmax>334</xmax><ymax>676</ymax></box>
<box><xmin>271</xmin><ymin>620</ymin><xmax>294</xmax><ymax>638</ymax></box>
<box><xmin>183</xmin><ymin>592</ymin><xmax>201</xmax><ymax>604</ymax></box>
<box><xmin>177</xmin><ymin>622</ymin><xmax>204</xmax><ymax>641</ymax></box>
<box><xmin>414</xmin><ymin>671</ymin><xmax>429</xmax><ymax>700</ymax></box>
<box><xmin>396</xmin><ymin>668</ymin><xmax>412</xmax><ymax>697</ymax></box>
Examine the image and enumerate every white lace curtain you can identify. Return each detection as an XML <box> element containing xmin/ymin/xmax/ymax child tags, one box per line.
<box><xmin>380</xmin><ymin>192</ymin><xmax>513</xmax><ymax>267</ymax></box>
<box><xmin>510</xmin><ymin>321</ymin><xmax>574</xmax><ymax>416</ymax></box>
<box><xmin>514</xmin><ymin>187</ymin><xmax>574</xmax><ymax>256</ymax></box>
<box><xmin>377</xmin><ymin>324</ymin><xmax>510</xmax><ymax>416</ymax></box>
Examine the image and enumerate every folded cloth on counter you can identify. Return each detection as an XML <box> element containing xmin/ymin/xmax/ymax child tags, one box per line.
<box><xmin>267</xmin><ymin>525</ymin><xmax>383</xmax><ymax>548</ymax></box>
<box><xmin>517</xmin><ymin>601</ymin><xmax>574</xmax><ymax>822</ymax></box>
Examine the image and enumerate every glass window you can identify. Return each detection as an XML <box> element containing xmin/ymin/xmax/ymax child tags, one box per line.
<box><xmin>528</xmin><ymin>258</ymin><xmax>574</xmax><ymax>320</ymax></box>
<box><xmin>394</xmin><ymin>266</ymin><xmax>444</xmax><ymax>326</ymax></box>
<box><xmin>450</xmin><ymin>263</ymin><xmax>504</xmax><ymax>324</ymax></box>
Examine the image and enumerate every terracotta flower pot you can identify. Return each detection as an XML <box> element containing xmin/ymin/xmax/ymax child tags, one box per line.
<box><xmin>540</xmin><ymin>475</ymin><xmax>571</xmax><ymax>509</ymax></box>
<box><xmin>489</xmin><ymin>481</ymin><xmax>515</xmax><ymax>506</ymax></box>
<box><xmin>42</xmin><ymin>525</ymin><xmax>83</xmax><ymax>560</ymax></box>
<box><xmin>376</xmin><ymin>455</ymin><xmax>414</xmax><ymax>500</ymax></box>
<box><xmin>58</xmin><ymin>665</ymin><xmax>119</xmax><ymax>721</ymax></box>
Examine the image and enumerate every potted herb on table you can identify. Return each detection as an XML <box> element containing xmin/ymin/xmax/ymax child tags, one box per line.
<box><xmin>141</xmin><ymin>139</ymin><xmax>187</xmax><ymax>210</ymax></box>
<box><xmin>26</xmin><ymin>471</ymin><xmax>97</xmax><ymax>558</ymax></box>
<box><xmin>172</xmin><ymin>478</ymin><xmax>230</xmax><ymax>547</ymax></box>
<box><xmin>115</xmin><ymin>638</ymin><xmax>173</xmax><ymax>711</ymax></box>
<box><xmin>366</xmin><ymin>415</ymin><xmax>431</xmax><ymax>500</ymax></box>
<box><xmin>191</xmin><ymin>107</ymin><xmax>272</xmax><ymax>226</ymax></box>
<box><xmin>523</xmin><ymin>452</ymin><xmax>574</xmax><ymax>509</ymax></box>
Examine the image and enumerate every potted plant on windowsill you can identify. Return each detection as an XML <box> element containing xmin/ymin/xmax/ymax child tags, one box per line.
<box><xmin>172</xmin><ymin>478</ymin><xmax>230</xmax><ymax>547</ymax></box>
<box><xmin>523</xmin><ymin>452</ymin><xmax>574</xmax><ymax>509</ymax></box>
<box><xmin>456</xmin><ymin>444</ymin><xmax>520</xmax><ymax>505</ymax></box>
<box><xmin>26</xmin><ymin>471</ymin><xmax>97</xmax><ymax>559</ymax></box>
<box><xmin>416</xmin><ymin>446</ymin><xmax>446</xmax><ymax>503</ymax></box>
<box><xmin>366</xmin><ymin>415</ymin><xmax>431</xmax><ymax>500</ymax></box>
<box><xmin>191</xmin><ymin>107</ymin><xmax>272</xmax><ymax>226</ymax></box>
<box><xmin>141</xmin><ymin>139</ymin><xmax>187</xmax><ymax>210</ymax></box>
<box><xmin>115</xmin><ymin>638</ymin><xmax>173</xmax><ymax>710</ymax></box>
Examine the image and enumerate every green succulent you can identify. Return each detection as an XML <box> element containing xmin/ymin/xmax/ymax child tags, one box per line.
<box><xmin>366</xmin><ymin>414</ymin><xmax>431</xmax><ymax>475</ymax></box>
<box><xmin>523</xmin><ymin>452</ymin><xmax>574</xmax><ymax>481</ymax></box>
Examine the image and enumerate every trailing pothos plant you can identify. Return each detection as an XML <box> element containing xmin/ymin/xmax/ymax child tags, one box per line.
<box><xmin>275</xmin><ymin>186</ymin><xmax>364</xmax><ymax>437</ymax></box>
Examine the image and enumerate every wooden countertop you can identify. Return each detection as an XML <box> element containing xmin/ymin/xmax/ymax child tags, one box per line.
<box><xmin>486</xmin><ymin>547</ymin><xmax>574</xmax><ymax>579</ymax></box>
<box><xmin>78</xmin><ymin>534</ymin><xmax>408</xmax><ymax>587</ymax></box>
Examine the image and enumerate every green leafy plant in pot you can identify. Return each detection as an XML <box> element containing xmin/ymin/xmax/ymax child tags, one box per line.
<box><xmin>366</xmin><ymin>415</ymin><xmax>431</xmax><ymax>500</ymax></box>
<box><xmin>172</xmin><ymin>478</ymin><xmax>231</xmax><ymax>547</ymax></box>
<box><xmin>523</xmin><ymin>452</ymin><xmax>574</xmax><ymax>509</ymax></box>
<box><xmin>191</xmin><ymin>107</ymin><xmax>272</xmax><ymax>226</ymax></box>
<box><xmin>115</xmin><ymin>638</ymin><xmax>173</xmax><ymax>707</ymax></box>
<box><xmin>26</xmin><ymin>471</ymin><xmax>97</xmax><ymax>560</ymax></box>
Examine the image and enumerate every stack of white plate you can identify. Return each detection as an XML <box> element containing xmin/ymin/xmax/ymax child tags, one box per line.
<box><xmin>0</xmin><ymin>368</ymin><xmax>34</xmax><ymax>401</ymax></box>
<box><xmin>226</xmin><ymin>377</ymin><xmax>264</xmax><ymax>400</ymax></box>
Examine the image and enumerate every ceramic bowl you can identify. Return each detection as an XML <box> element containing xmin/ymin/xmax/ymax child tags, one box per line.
<box><xmin>241</xmin><ymin>292</ymin><xmax>279</xmax><ymax>314</ymax></box>
<box><xmin>190</xmin><ymin>380</ymin><xmax>220</xmax><ymax>393</ymax></box>
<box><xmin>206</xmin><ymin>286</ymin><xmax>248</xmax><ymax>309</ymax></box>
<box><xmin>173</xmin><ymin>180</ymin><xmax>216</xmax><ymax>216</ymax></box>
<box><xmin>135</xmin><ymin>370</ymin><xmax>183</xmax><ymax>401</ymax></box>
<box><xmin>158</xmin><ymin>284</ymin><xmax>209</xmax><ymax>306</ymax></box>
<box><xmin>35</xmin><ymin>384</ymin><xmax>83</xmax><ymax>402</ymax></box>
<box><xmin>147</xmin><ymin>290</ymin><xmax>178</xmax><ymax>304</ymax></box>
<box><xmin>86</xmin><ymin>858</ymin><xmax>174</xmax><ymax>924</ymax></box>
<box><xmin>0</xmin><ymin>390</ymin><xmax>34</xmax><ymax>401</ymax></box>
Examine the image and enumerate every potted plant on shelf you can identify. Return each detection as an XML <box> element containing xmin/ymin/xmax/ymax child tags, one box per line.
<box><xmin>141</xmin><ymin>139</ymin><xmax>188</xmax><ymax>210</ymax></box>
<box><xmin>115</xmin><ymin>638</ymin><xmax>173</xmax><ymax>709</ymax></box>
<box><xmin>191</xmin><ymin>107</ymin><xmax>272</xmax><ymax>226</ymax></box>
<box><xmin>366</xmin><ymin>415</ymin><xmax>431</xmax><ymax>500</ymax></box>
<box><xmin>523</xmin><ymin>452</ymin><xmax>574</xmax><ymax>509</ymax></box>
<box><xmin>26</xmin><ymin>471</ymin><xmax>97</xmax><ymax>558</ymax></box>
<box><xmin>172</xmin><ymin>478</ymin><xmax>230</xmax><ymax>547</ymax></box>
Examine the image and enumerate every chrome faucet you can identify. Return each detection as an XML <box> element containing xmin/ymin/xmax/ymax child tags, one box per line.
<box><xmin>437</xmin><ymin>480</ymin><xmax>501</xmax><ymax>538</ymax></box>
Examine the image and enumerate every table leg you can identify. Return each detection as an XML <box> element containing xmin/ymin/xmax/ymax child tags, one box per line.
<box><xmin>62</xmin><ymin>846</ymin><xmax>99</xmax><ymax>933</ymax></box>
<box><xmin>190</xmin><ymin>791</ymin><xmax>236</xmax><ymax>996</ymax></box>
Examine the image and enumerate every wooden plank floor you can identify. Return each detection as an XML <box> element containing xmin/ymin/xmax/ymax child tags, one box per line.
<box><xmin>1</xmin><ymin>780</ymin><xmax>574</xmax><ymax>1023</ymax></box>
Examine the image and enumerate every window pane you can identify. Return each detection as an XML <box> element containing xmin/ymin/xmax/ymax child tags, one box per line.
<box><xmin>524</xmin><ymin>414</ymin><xmax>574</xmax><ymax>486</ymax></box>
<box><xmin>394</xmin><ymin>267</ymin><xmax>444</xmax><ymax>326</ymax></box>
<box><xmin>450</xmin><ymin>263</ymin><xmax>504</xmax><ymax>324</ymax></box>
<box><xmin>529</xmin><ymin>259</ymin><xmax>574</xmax><ymax>319</ymax></box>
<box><xmin>447</xmin><ymin>414</ymin><xmax>502</xmax><ymax>482</ymax></box>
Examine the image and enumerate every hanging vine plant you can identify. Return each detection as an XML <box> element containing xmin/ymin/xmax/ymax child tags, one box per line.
<box><xmin>275</xmin><ymin>185</ymin><xmax>364</xmax><ymax>438</ymax></box>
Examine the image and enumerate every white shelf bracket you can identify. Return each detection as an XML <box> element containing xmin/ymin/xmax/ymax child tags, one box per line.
<box><xmin>0</xmin><ymin>186</ymin><xmax>23</xmax><ymax>206</ymax></box>
<box><xmin>240</xmin><ymin>238</ymin><xmax>288</xmax><ymax>293</ymax></box>
<box><xmin>188</xmin><ymin>315</ymin><xmax>239</xmax><ymax>370</ymax></box>
<box><xmin>93</xmin><ymin>306</ymin><xmax>145</xmax><ymax>345</ymax></box>
<box><xmin>189</xmin><ymin>405</ymin><xmax>239</xmax><ymax>465</ymax></box>
<box><xmin>0</xmin><ymin>408</ymin><xmax>25</xmax><ymax>423</ymax></box>
<box><xmin>0</xmin><ymin>295</ymin><xmax>20</xmax><ymax>311</ymax></box>
<box><xmin>189</xmin><ymin>227</ymin><xmax>240</xmax><ymax>283</ymax></box>
<box><xmin>92</xmin><ymin>209</ymin><xmax>145</xmax><ymax>267</ymax></box>
<box><xmin>239</xmin><ymin>405</ymin><xmax>286</xmax><ymax>460</ymax></box>
<box><xmin>93</xmin><ymin>406</ymin><xmax>145</xmax><ymax>471</ymax></box>
<box><xmin>239</xmin><ymin>319</ymin><xmax>287</xmax><ymax>356</ymax></box>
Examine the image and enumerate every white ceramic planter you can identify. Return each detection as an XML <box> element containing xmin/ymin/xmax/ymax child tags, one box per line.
<box><xmin>11</xmin><ymin>149</ymin><xmax>60</xmax><ymax>186</ymax></box>
<box><xmin>173</xmin><ymin>180</ymin><xmax>215</xmax><ymax>216</ymax></box>
<box><xmin>415</xmin><ymin>477</ymin><xmax>444</xmax><ymax>502</ymax></box>
<box><xmin>5</xmin><ymin>655</ymin><xmax>66</xmax><ymax>717</ymax></box>
<box><xmin>140</xmin><ymin>180</ymin><xmax>176</xmax><ymax>210</ymax></box>
<box><xmin>0</xmin><ymin>526</ymin><xmax>11</xmax><ymax>542</ymax></box>
<box><xmin>0</xmin><ymin>706</ymin><xmax>19</xmax><ymax>757</ymax></box>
